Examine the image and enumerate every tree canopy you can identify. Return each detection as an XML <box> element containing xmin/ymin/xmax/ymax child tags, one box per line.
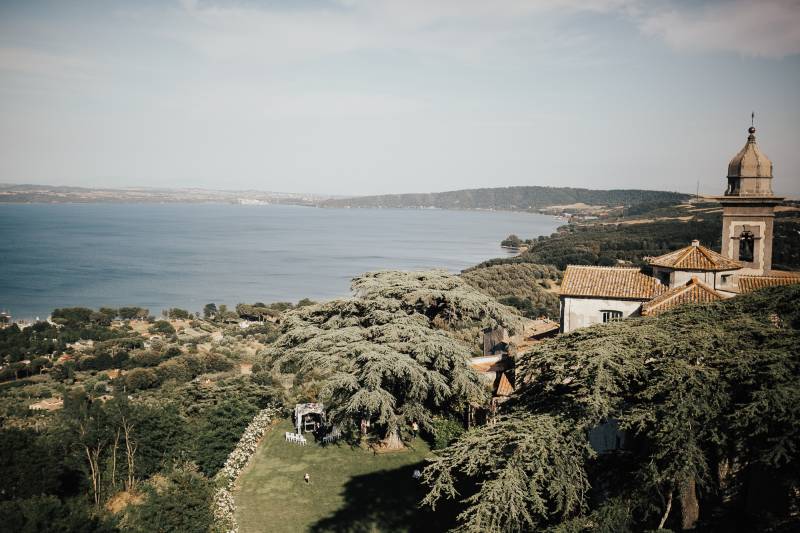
<box><xmin>268</xmin><ymin>270</ymin><xmax>522</xmax><ymax>449</ymax></box>
<box><xmin>423</xmin><ymin>285</ymin><xmax>800</xmax><ymax>532</ymax></box>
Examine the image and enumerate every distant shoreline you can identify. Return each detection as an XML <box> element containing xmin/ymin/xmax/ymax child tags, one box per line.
<box><xmin>0</xmin><ymin>200</ymin><xmax>567</xmax><ymax>219</ymax></box>
<box><xmin>0</xmin><ymin>184</ymin><xmax>693</xmax><ymax>211</ymax></box>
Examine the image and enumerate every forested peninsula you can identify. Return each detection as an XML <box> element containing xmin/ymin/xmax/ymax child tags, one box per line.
<box><xmin>2</xmin><ymin>183</ymin><xmax>687</xmax><ymax>211</ymax></box>
<box><xmin>320</xmin><ymin>186</ymin><xmax>689</xmax><ymax>211</ymax></box>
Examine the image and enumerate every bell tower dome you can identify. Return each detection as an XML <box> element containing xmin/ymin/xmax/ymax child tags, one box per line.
<box><xmin>725</xmin><ymin>126</ymin><xmax>774</xmax><ymax>196</ymax></box>
<box><xmin>718</xmin><ymin>120</ymin><xmax>783</xmax><ymax>276</ymax></box>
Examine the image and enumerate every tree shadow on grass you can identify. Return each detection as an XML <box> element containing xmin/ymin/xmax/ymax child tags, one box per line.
<box><xmin>309</xmin><ymin>462</ymin><xmax>462</xmax><ymax>533</ymax></box>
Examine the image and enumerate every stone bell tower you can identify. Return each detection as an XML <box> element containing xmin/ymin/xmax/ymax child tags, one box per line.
<box><xmin>719</xmin><ymin>121</ymin><xmax>783</xmax><ymax>276</ymax></box>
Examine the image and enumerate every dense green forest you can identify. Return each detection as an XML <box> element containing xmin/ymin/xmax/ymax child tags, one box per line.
<box><xmin>1</xmin><ymin>380</ymin><xmax>275</xmax><ymax>532</ymax></box>
<box><xmin>0</xmin><ymin>304</ymin><xmax>287</xmax><ymax>532</ymax></box>
<box><xmin>423</xmin><ymin>285</ymin><xmax>800</xmax><ymax>532</ymax></box>
<box><xmin>320</xmin><ymin>186</ymin><xmax>688</xmax><ymax>211</ymax></box>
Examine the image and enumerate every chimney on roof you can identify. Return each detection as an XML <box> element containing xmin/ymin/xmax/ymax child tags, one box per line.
<box><xmin>691</xmin><ymin>239</ymin><xmax>700</xmax><ymax>247</ymax></box>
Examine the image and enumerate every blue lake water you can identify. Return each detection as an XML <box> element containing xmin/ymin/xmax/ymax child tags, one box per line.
<box><xmin>0</xmin><ymin>203</ymin><xmax>561</xmax><ymax>320</ymax></box>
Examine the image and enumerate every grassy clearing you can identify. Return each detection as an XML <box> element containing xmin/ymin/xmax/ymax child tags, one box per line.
<box><xmin>234</xmin><ymin>419</ymin><xmax>458</xmax><ymax>533</ymax></box>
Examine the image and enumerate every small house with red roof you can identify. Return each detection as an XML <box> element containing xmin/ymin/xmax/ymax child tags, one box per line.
<box><xmin>559</xmin><ymin>266</ymin><xmax>666</xmax><ymax>332</ymax></box>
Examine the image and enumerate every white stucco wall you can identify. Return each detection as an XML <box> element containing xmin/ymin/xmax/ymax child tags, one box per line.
<box><xmin>560</xmin><ymin>297</ymin><xmax>644</xmax><ymax>333</ymax></box>
<box><xmin>651</xmin><ymin>268</ymin><xmax>740</xmax><ymax>292</ymax></box>
<box><xmin>671</xmin><ymin>269</ymin><xmax>716</xmax><ymax>287</ymax></box>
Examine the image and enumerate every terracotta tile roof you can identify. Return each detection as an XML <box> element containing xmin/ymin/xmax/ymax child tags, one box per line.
<box><xmin>641</xmin><ymin>277</ymin><xmax>725</xmax><ymax>316</ymax></box>
<box><xmin>765</xmin><ymin>270</ymin><xmax>800</xmax><ymax>278</ymax></box>
<box><xmin>496</xmin><ymin>372</ymin><xmax>514</xmax><ymax>397</ymax></box>
<box><xmin>560</xmin><ymin>265</ymin><xmax>666</xmax><ymax>300</ymax></box>
<box><xmin>648</xmin><ymin>241</ymin><xmax>742</xmax><ymax>271</ymax></box>
<box><xmin>738</xmin><ymin>273</ymin><xmax>800</xmax><ymax>293</ymax></box>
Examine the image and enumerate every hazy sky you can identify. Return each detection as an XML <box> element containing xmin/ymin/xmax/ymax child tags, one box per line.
<box><xmin>1</xmin><ymin>0</ymin><xmax>798</xmax><ymax>196</ymax></box>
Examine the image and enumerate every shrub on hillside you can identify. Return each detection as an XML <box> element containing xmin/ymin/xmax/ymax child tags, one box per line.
<box><xmin>202</xmin><ymin>352</ymin><xmax>234</xmax><ymax>373</ymax></box>
<box><xmin>129</xmin><ymin>350</ymin><xmax>162</xmax><ymax>368</ymax></box>
<box><xmin>193</xmin><ymin>398</ymin><xmax>260</xmax><ymax>476</ymax></box>
<box><xmin>126</xmin><ymin>463</ymin><xmax>215</xmax><ymax>533</ymax></box>
<box><xmin>164</xmin><ymin>308</ymin><xmax>191</xmax><ymax>320</ymax></box>
<box><xmin>148</xmin><ymin>320</ymin><xmax>176</xmax><ymax>336</ymax></box>
<box><xmin>156</xmin><ymin>358</ymin><xmax>194</xmax><ymax>383</ymax></box>
<box><xmin>163</xmin><ymin>345</ymin><xmax>182</xmax><ymax>358</ymax></box>
<box><xmin>501</xmin><ymin>234</ymin><xmax>524</xmax><ymax>248</ymax></box>
<box><xmin>124</xmin><ymin>368</ymin><xmax>159</xmax><ymax>391</ymax></box>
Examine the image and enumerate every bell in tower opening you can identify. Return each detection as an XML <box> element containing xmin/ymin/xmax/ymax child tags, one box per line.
<box><xmin>739</xmin><ymin>229</ymin><xmax>755</xmax><ymax>263</ymax></box>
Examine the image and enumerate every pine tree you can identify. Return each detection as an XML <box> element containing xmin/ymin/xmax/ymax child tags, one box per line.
<box><xmin>268</xmin><ymin>270</ymin><xmax>522</xmax><ymax>449</ymax></box>
<box><xmin>422</xmin><ymin>285</ymin><xmax>800</xmax><ymax>531</ymax></box>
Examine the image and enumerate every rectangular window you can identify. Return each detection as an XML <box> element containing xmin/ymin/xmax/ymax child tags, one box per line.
<box><xmin>601</xmin><ymin>310</ymin><xmax>623</xmax><ymax>323</ymax></box>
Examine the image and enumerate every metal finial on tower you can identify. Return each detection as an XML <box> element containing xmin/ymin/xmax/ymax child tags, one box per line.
<box><xmin>749</xmin><ymin>111</ymin><xmax>756</xmax><ymax>134</ymax></box>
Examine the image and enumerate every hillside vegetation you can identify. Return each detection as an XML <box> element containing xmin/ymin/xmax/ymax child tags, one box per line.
<box><xmin>460</xmin><ymin>263</ymin><xmax>561</xmax><ymax>320</ymax></box>
<box><xmin>471</xmin><ymin>210</ymin><xmax>800</xmax><ymax>271</ymax></box>
<box><xmin>423</xmin><ymin>285</ymin><xmax>800</xmax><ymax>532</ymax></box>
<box><xmin>0</xmin><ymin>305</ymin><xmax>287</xmax><ymax>533</ymax></box>
<box><xmin>321</xmin><ymin>186</ymin><xmax>688</xmax><ymax>211</ymax></box>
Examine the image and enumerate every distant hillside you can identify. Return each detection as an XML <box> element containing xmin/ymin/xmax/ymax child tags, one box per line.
<box><xmin>320</xmin><ymin>186</ymin><xmax>689</xmax><ymax>211</ymax></box>
<box><xmin>0</xmin><ymin>183</ymin><xmax>333</xmax><ymax>205</ymax></box>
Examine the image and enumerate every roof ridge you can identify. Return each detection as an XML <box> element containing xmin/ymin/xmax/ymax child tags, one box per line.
<box><xmin>674</xmin><ymin>246</ymin><xmax>696</xmax><ymax>266</ymax></box>
<box><xmin>738</xmin><ymin>274</ymin><xmax>800</xmax><ymax>293</ymax></box>
<box><xmin>650</xmin><ymin>242</ymin><xmax>742</xmax><ymax>271</ymax></box>
<box><xmin>643</xmin><ymin>277</ymin><xmax>724</xmax><ymax>314</ymax></box>
<box><xmin>696</xmin><ymin>244</ymin><xmax>730</xmax><ymax>264</ymax></box>
<box><xmin>646</xmin><ymin>281</ymin><xmax>694</xmax><ymax>308</ymax></box>
<box><xmin>695</xmin><ymin>245</ymin><xmax>715</xmax><ymax>262</ymax></box>
<box><xmin>565</xmin><ymin>264</ymin><xmax>640</xmax><ymax>270</ymax></box>
<box><xmin>561</xmin><ymin>264</ymin><xmax>664</xmax><ymax>299</ymax></box>
<box><xmin>496</xmin><ymin>372</ymin><xmax>513</xmax><ymax>396</ymax></box>
<box><xmin>741</xmin><ymin>273</ymin><xmax>800</xmax><ymax>279</ymax></box>
<box><xmin>690</xmin><ymin>276</ymin><xmax>724</xmax><ymax>297</ymax></box>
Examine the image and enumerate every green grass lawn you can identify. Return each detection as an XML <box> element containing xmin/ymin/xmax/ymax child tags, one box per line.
<box><xmin>234</xmin><ymin>419</ymin><xmax>459</xmax><ymax>532</ymax></box>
